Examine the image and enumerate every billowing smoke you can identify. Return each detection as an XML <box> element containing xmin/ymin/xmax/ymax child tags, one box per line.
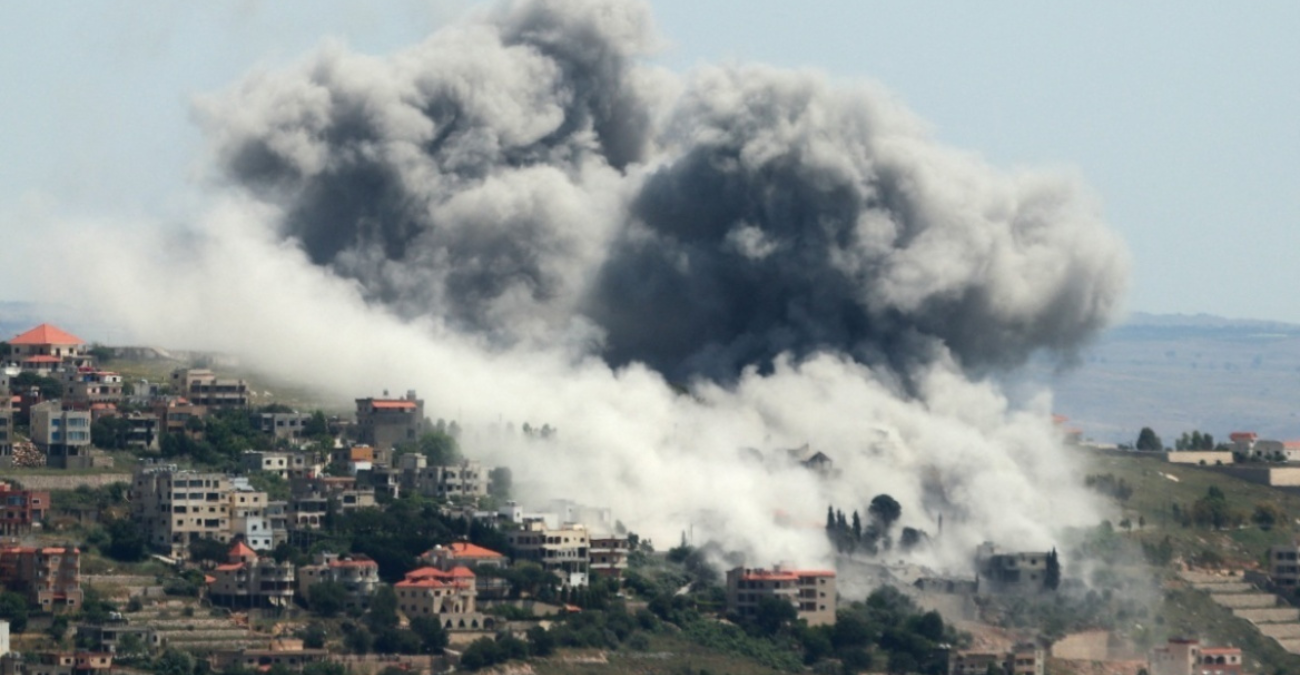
<box><xmin>51</xmin><ymin>0</ymin><xmax>1128</xmax><ymax>582</ymax></box>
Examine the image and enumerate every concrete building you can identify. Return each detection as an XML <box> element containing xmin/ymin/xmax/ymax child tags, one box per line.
<box><xmin>0</xmin><ymin>619</ymin><xmax>8</xmax><ymax>657</ymax></box>
<box><xmin>394</xmin><ymin>566</ymin><xmax>490</xmax><ymax>630</ymax></box>
<box><xmin>241</xmin><ymin>451</ymin><xmax>316</xmax><ymax>480</ymax></box>
<box><xmin>506</xmin><ymin>520</ymin><xmax>590</xmax><ymax>587</ymax></box>
<box><xmin>1268</xmin><ymin>543</ymin><xmax>1300</xmax><ymax>589</ymax></box>
<box><xmin>287</xmin><ymin>476</ymin><xmax>376</xmax><ymax>531</ymax></box>
<box><xmin>130</xmin><ymin>463</ymin><xmax>232</xmax><ymax>554</ymax></box>
<box><xmin>30</xmin><ymin>401</ymin><xmax>92</xmax><ymax>469</ymax></box>
<box><xmin>354</xmin><ymin>391</ymin><xmax>427</xmax><ymax>451</ymax></box>
<box><xmin>296</xmin><ymin>553</ymin><xmax>379</xmax><ymax>611</ymax></box>
<box><xmin>421</xmin><ymin>542</ymin><xmax>510</xmax><ymax>599</ymax></box>
<box><xmin>590</xmin><ymin>535</ymin><xmax>630</xmax><ymax>580</ymax></box>
<box><xmin>256</xmin><ymin>412</ymin><xmax>312</xmax><ymax>441</ymax></box>
<box><xmin>209</xmin><ymin>640</ymin><xmax>327</xmax><ymax>673</ymax></box>
<box><xmin>975</xmin><ymin>543</ymin><xmax>1056</xmax><ymax>594</ymax></box>
<box><xmin>61</xmin><ymin>369</ymin><xmax>123</xmax><ymax>406</ymax></box>
<box><xmin>228</xmin><ymin>481</ymin><xmax>274</xmax><ymax>551</ymax></box>
<box><xmin>150</xmin><ymin>398</ymin><xmax>207</xmax><ymax>436</ymax></box>
<box><xmin>207</xmin><ymin>541</ymin><xmax>295</xmax><ymax>608</ymax></box>
<box><xmin>120</xmin><ymin>412</ymin><xmax>160</xmax><ymax>452</ymax></box>
<box><xmin>0</xmin><ymin>482</ymin><xmax>50</xmax><ymax>537</ymax></box>
<box><xmin>0</xmin><ymin>546</ymin><xmax>83</xmax><ymax>612</ymax></box>
<box><xmin>73</xmin><ymin>623</ymin><xmax>161</xmax><ymax>656</ymax></box>
<box><xmin>1149</xmin><ymin>638</ymin><xmax>1242</xmax><ymax>675</ymax></box>
<box><xmin>170</xmin><ymin>369</ymin><xmax>248</xmax><ymax>409</ymax></box>
<box><xmin>725</xmin><ymin>565</ymin><xmax>836</xmax><ymax>627</ymax></box>
<box><xmin>5</xmin><ymin>324</ymin><xmax>86</xmax><ymax>364</ymax></box>
<box><xmin>948</xmin><ymin>643</ymin><xmax>1044</xmax><ymax>675</ymax></box>
<box><xmin>14</xmin><ymin>652</ymin><xmax>113</xmax><ymax>675</ymax></box>
<box><xmin>409</xmin><ymin>460</ymin><xmax>487</xmax><ymax>501</ymax></box>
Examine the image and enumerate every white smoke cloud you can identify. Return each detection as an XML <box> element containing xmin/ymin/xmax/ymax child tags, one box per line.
<box><xmin>34</xmin><ymin>0</ymin><xmax>1127</xmax><ymax>587</ymax></box>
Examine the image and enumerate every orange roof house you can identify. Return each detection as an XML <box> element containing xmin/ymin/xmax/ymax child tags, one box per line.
<box><xmin>7</xmin><ymin>323</ymin><xmax>87</xmax><ymax>361</ymax></box>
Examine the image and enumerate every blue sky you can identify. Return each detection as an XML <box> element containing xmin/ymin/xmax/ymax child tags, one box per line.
<box><xmin>2</xmin><ymin>1</ymin><xmax>1297</xmax><ymax>323</ymax></box>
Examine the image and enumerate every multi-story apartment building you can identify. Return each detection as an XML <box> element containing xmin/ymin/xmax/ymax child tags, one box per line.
<box><xmin>151</xmin><ymin>398</ymin><xmax>207</xmax><ymax>436</ymax></box>
<box><xmin>589</xmin><ymin>535</ymin><xmax>631</xmax><ymax>580</ymax></box>
<box><xmin>354</xmin><ymin>392</ymin><xmax>427</xmax><ymax>451</ymax></box>
<box><xmin>130</xmin><ymin>463</ymin><xmax>232</xmax><ymax>554</ymax></box>
<box><xmin>0</xmin><ymin>546</ymin><xmax>83</xmax><ymax>612</ymax></box>
<box><xmin>0</xmin><ymin>391</ymin><xmax>13</xmax><ymax>467</ymax></box>
<box><xmin>1149</xmin><ymin>639</ymin><xmax>1242</xmax><ymax>675</ymax></box>
<box><xmin>1268</xmin><ymin>543</ymin><xmax>1300</xmax><ymax>588</ymax></box>
<box><xmin>170</xmin><ymin>369</ymin><xmax>248</xmax><ymax>409</ymax></box>
<box><xmin>30</xmin><ymin>401</ymin><xmax>92</xmax><ymax>469</ymax></box>
<box><xmin>0</xmin><ymin>482</ymin><xmax>50</xmax><ymax>537</ymax></box>
<box><xmin>296</xmin><ymin>553</ymin><xmax>380</xmax><ymax>611</ymax></box>
<box><xmin>974</xmin><ymin>543</ymin><xmax>1055</xmax><ymax>594</ymax></box>
<box><xmin>241</xmin><ymin>451</ymin><xmax>317</xmax><ymax>480</ymax></box>
<box><xmin>209</xmin><ymin>639</ymin><xmax>328</xmax><ymax>673</ymax></box>
<box><xmin>948</xmin><ymin>643</ymin><xmax>1044</xmax><ymax>675</ymax></box>
<box><xmin>506</xmin><ymin>520</ymin><xmax>590</xmax><ymax>587</ymax></box>
<box><xmin>228</xmin><ymin>481</ymin><xmax>274</xmax><ymax>551</ymax></box>
<box><xmin>120</xmin><ymin>412</ymin><xmax>160</xmax><ymax>452</ymax></box>
<box><xmin>256</xmin><ymin>412</ymin><xmax>313</xmax><ymax>441</ymax></box>
<box><xmin>61</xmin><ymin>369</ymin><xmax>123</xmax><ymax>406</ymax></box>
<box><xmin>287</xmin><ymin>477</ymin><xmax>375</xmax><ymax>531</ymax></box>
<box><xmin>725</xmin><ymin>564</ymin><xmax>837</xmax><ymax>627</ymax></box>
<box><xmin>404</xmin><ymin>459</ymin><xmax>487</xmax><ymax>501</ymax></box>
<box><xmin>207</xmin><ymin>541</ymin><xmax>295</xmax><ymax>609</ymax></box>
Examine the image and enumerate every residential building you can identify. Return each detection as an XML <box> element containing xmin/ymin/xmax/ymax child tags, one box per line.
<box><xmin>287</xmin><ymin>476</ymin><xmax>376</xmax><ymax>531</ymax></box>
<box><xmin>295</xmin><ymin>553</ymin><xmax>380</xmax><ymax>611</ymax></box>
<box><xmin>1268</xmin><ymin>543</ymin><xmax>1300</xmax><ymax>588</ymax></box>
<box><xmin>0</xmin><ymin>546</ymin><xmax>83</xmax><ymax>612</ymax></box>
<box><xmin>354</xmin><ymin>391</ymin><xmax>427</xmax><ymax>451</ymax></box>
<box><xmin>394</xmin><ymin>566</ymin><xmax>492</xmax><ymax>630</ymax></box>
<box><xmin>589</xmin><ymin>535</ymin><xmax>631</xmax><ymax>580</ymax></box>
<box><xmin>241</xmin><ymin>451</ymin><xmax>316</xmax><ymax>480</ymax></box>
<box><xmin>975</xmin><ymin>543</ymin><xmax>1055</xmax><ymax>594</ymax></box>
<box><xmin>170</xmin><ymin>369</ymin><xmax>248</xmax><ymax>409</ymax></box>
<box><xmin>207</xmin><ymin>541</ymin><xmax>295</xmax><ymax>608</ymax></box>
<box><xmin>506</xmin><ymin>520</ymin><xmax>590</xmax><ymax>587</ymax></box>
<box><xmin>151</xmin><ymin>398</ymin><xmax>207</xmax><ymax>436</ymax></box>
<box><xmin>30</xmin><ymin>401</ymin><xmax>92</xmax><ymax>469</ymax></box>
<box><xmin>0</xmin><ymin>482</ymin><xmax>50</xmax><ymax>537</ymax></box>
<box><xmin>14</xmin><ymin>652</ymin><xmax>113</xmax><ymax>675</ymax></box>
<box><xmin>331</xmin><ymin>445</ymin><xmax>375</xmax><ymax>475</ymax></box>
<box><xmin>228</xmin><ymin>481</ymin><xmax>274</xmax><ymax>551</ymax></box>
<box><xmin>5</xmin><ymin>324</ymin><xmax>86</xmax><ymax>364</ymax></box>
<box><xmin>408</xmin><ymin>460</ymin><xmax>487</xmax><ymax>501</ymax></box>
<box><xmin>61</xmin><ymin>369</ymin><xmax>123</xmax><ymax>406</ymax></box>
<box><xmin>1149</xmin><ymin>638</ymin><xmax>1243</xmax><ymax>675</ymax></box>
<box><xmin>73</xmin><ymin>624</ymin><xmax>161</xmax><ymax>655</ymax></box>
<box><xmin>1229</xmin><ymin>432</ymin><xmax>1258</xmax><ymax>457</ymax></box>
<box><xmin>421</xmin><ymin>542</ymin><xmax>510</xmax><ymax>599</ymax></box>
<box><xmin>209</xmin><ymin>640</ymin><xmax>327</xmax><ymax>673</ymax></box>
<box><xmin>256</xmin><ymin>412</ymin><xmax>312</xmax><ymax>441</ymax></box>
<box><xmin>725</xmin><ymin>564</ymin><xmax>836</xmax><ymax>627</ymax></box>
<box><xmin>948</xmin><ymin>643</ymin><xmax>1044</xmax><ymax>675</ymax></box>
<box><xmin>0</xmin><ymin>619</ymin><xmax>8</xmax><ymax>657</ymax></box>
<box><xmin>130</xmin><ymin>463</ymin><xmax>232</xmax><ymax>554</ymax></box>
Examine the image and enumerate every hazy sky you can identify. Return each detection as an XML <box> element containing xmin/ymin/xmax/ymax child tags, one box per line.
<box><xmin>2</xmin><ymin>1</ymin><xmax>1296</xmax><ymax>322</ymax></box>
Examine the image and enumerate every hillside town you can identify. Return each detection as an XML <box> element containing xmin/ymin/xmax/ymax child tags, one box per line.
<box><xmin>0</xmin><ymin>323</ymin><xmax>1296</xmax><ymax>675</ymax></box>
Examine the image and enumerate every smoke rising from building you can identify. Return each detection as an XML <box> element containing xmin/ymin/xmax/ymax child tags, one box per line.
<box><xmin>51</xmin><ymin>0</ymin><xmax>1129</xmax><ymax>582</ymax></box>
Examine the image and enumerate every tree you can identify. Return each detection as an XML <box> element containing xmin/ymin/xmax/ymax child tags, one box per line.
<box><xmin>300</xmin><ymin>623</ymin><xmax>327</xmax><ymax>649</ymax></box>
<box><xmin>189</xmin><ymin>537</ymin><xmax>230</xmax><ymax>565</ymax></box>
<box><xmin>0</xmin><ymin>592</ymin><xmax>27</xmax><ymax>633</ymax></box>
<box><xmin>309</xmin><ymin>581</ymin><xmax>347</xmax><ymax>617</ymax></box>
<box><xmin>869</xmin><ymin>494</ymin><xmax>902</xmax><ymax>533</ymax></box>
<box><xmin>526</xmin><ymin>625</ymin><xmax>555</xmax><ymax>657</ymax></box>
<box><xmin>367</xmin><ymin>585</ymin><xmax>399</xmax><ymax>631</ymax></box>
<box><xmin>753</xmin><ymin>595</ymin><xmax>798</xmax><ymax>636</ymax></box>
<box><xmin>1044</xmin><ymin>548</ymin><xmax>1061</xmax><ymax>590</ymax></box>
<box><xmin>104</xmin><ymin>517</ymin><xmax>147</xmax><ymax>562</ymax></box>
<box><xmin>1253</xmin><ymin>502</ymin><xmax>1286</xmax><ymax>531</ymax></box>
<box><xmin>1136</xmin><ymin>427</ymin><xmax>1163</xmax><ymax>451</ymax></box>
<box><xmin>409</xmin><ymin>616</ymin><xmax>448</xmax><ymax>653</ymax></box>
<box><xmin>488</xmin><ymin>467</ymin><xmax>513</xmax><ymax>500</ymax></box>
<box><xmin>155</xmin><ymin>648</ymin><xmax>195</xmax><ymax>675</ymax></box>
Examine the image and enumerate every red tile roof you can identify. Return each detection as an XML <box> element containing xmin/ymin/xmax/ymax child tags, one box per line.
<box><xmin>10</xmin><ymin>323</ymin><xmax>85</xmax><ymax>346</ymax></box>
<box><xmin>443</xmin><ymin>542</ymin><xmax>504</xmax><ymax>559</ymax></box>
<box><xmin>228</xmin><ymin>540</ymin><xmax>256</xmax><ymax>559</ymax></box>
<box><xmin>213</xmin><ymin>563</ymin><xmax>244</xmax><ymax>572</ymax></box>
